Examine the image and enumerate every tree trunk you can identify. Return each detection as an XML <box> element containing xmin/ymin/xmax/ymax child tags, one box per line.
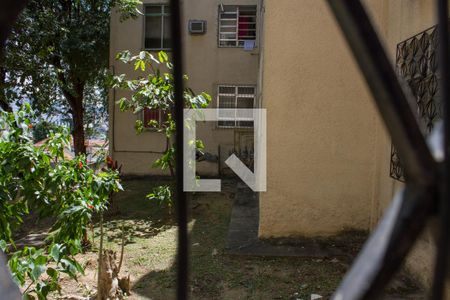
<box><xmin>68</xmin><ymin>78</ymin><xmax>86</xmax><ymax>156</ymax></box>
<box><xmin>68</xmin><ymin>80</ymin><xmax>88</xmax><ymax>245</ymax></box>
<box><xmin>97</xmin><ymin>250</ymin><xmax>130</xmax><ymax>300</ymax></box>
<box><xmin>74</xmin><ymin>98</ymin><xmax>88</xmax><ymax>245</ymax></box>
<box><xmin>72</xmin><ymin>99</ymin><xmax>86</xmax><ymax>156</ymax></box>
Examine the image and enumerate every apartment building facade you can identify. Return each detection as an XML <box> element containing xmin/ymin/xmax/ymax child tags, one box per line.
<box><xmin>109</xmin><ymin>0</ymin><xmax>262</xmax><ymax>176</ymax></box>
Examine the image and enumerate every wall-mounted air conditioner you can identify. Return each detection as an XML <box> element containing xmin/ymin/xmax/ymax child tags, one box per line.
<box><xmin>189</xmin><ymin>20</ymin><xmax>206</xmax><ymax>34</ymax></box>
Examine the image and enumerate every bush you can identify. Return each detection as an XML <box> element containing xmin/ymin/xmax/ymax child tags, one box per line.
<box><xmin>0</xmin><ymin>104</ymin><xmax>122</xmax><ymax>299</ymax></box>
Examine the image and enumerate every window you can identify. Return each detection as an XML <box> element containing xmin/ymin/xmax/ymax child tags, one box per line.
<box><xmin>390</xmin><ymin>25</ymin><xmax>440</xmax><ymax>181</ymax></box>
<box><xmin>217</xmin><ymin>85</ymin><xmax>255</xmax><ymax>128</ymax></box>
<box><xmin>143</xmin><ymin>108</ymin><xmax>166</xmax><ymax>128</ymax></box>
<box><xmin>219</xmin><ymin>5</ymin><xmax>257</xmax><ymax>47</ymax></box>
<box><xmin>144</xmin><ymin>5</ymin><xmax>171</xmax><ymax>50</ymax></box>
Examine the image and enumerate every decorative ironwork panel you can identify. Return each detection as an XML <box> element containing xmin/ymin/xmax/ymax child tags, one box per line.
<box><xmin>391</xmin><ymin>26</ymin><xmax>442</xmax><ymax>181</ymax></box>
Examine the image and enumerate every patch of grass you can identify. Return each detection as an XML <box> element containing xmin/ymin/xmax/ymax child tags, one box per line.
<box><xmin>56</xmin><ymin>178</ymin><xmax>422</xmax><ymax>300</ymax></box>
<box><xmin>88</xmin><ymin>178</ymin><xmax>350</xmax><ymax>299</ymax></box>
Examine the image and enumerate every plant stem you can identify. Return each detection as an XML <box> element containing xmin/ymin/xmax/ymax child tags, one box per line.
<box><xmin>97</xmin><ymin>212</ymin><xmax>104</xmax><ymax>300</ymax></box>
<box><xmin>118</xmin><ymin>220</ymin><xmax>125</xmax><ymax>273</ymax></box>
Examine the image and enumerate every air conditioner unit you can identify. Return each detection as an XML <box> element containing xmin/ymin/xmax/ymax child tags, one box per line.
<box><xmin>189</xmin><ymin>20</ymin><xmax>206</xmax><ymax>34</ymax></box>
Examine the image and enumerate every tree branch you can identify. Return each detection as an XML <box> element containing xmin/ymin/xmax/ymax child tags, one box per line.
<box><xmin>0</xmin><ymin>0</ymin><xmax>29</xmax><ymax>60</ymax></box>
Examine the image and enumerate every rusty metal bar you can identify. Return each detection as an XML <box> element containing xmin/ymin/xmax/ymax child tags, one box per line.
<box><xmin>326</xmin><ymin>0</ymin><xmax>438</xmax><ymax>186</ymax></box>
<box><xmin>432</xmin><ymin>0</ymin><xmax>450</xmax><ymax>298</ymax></box>
<box><xmin>169</xmin><ymin>0</ymin><xmax>189</xmax><ymax>299</ymax></box>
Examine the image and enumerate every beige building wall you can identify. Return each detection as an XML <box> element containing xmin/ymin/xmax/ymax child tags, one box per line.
<box><xmin>109</xmin><ymin>0</ymin><xmax>261</xmax><ymax>175</ymax></box>
<box><xmin>259</xmin><ymin>0</ymin><xmax>382</xmax><ymax>237</ymax></box>
<box><xmin>259</xmin><ymin>0</ymin><xmax>447</xmax><ymax>291</ymax></box>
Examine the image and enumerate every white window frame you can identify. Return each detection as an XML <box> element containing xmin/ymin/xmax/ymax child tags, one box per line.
<box><xmin>217</xmin><ymin>85</ymin><xmax>255</xmax><ymax>128</ymax></box>
<box><xmin>144</xmin><ymin>4</ymin><xmax>171</xmax><ymax>51</ymax></box>
<box><xmin>218</xmin><ymin>5</ymin><xmax>257</xmax><ymax>48</ymax></box>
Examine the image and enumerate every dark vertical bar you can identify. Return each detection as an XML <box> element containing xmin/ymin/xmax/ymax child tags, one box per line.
<box><xmin>433</xmin><ymin>0</ymin><xmax>450</xmax><ymax>299</ymax></box>
<box><xmin>0</xmin><ymin>3</ymin><xmax>28</xmax><ymax>299</ymax></box>
<box><xmin>169</xmin><ymin>0</ymin><xmax>188</xmax><ymax>299</ymax></box>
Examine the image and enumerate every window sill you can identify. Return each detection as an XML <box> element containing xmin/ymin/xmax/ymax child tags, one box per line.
<box><xmin>215</xmin><ymin>126</ymin><xmax>254</xmax><ymax>130</ymax></box>
<box><xmin>217</xmin><ymin>45</ymin><xmax>258</xmax><ymax>49</ymax></box>
<box><xmin>143</xmin><ymin>48</ymin><xmax>172</xmax><ymax>52</ymax></box>
<box><xmin>142</xmin><ymin>127</ymin><xmax>164</xmax><ymax>133</ymax></box>
<box><xmin>217</xmin><ymin>46</ymin><xmax>259</xmax><ymax>54</ymax></box>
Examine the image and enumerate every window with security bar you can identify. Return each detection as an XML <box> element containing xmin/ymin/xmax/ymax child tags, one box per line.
<box><xmin>144</xmin><ymin>4</ymin><xmax>171</xmax><ymax>50</ymax></box>
<box><xmin>143</xmin><ymin>108</ymin><xmax>167</xmax><ymax>128</ymax></box>
<box><xmin>217</xmin><ymin>85</ymin><xmax>255</xmax><ymax>128</ymax></box>
<box><xmin>390</xmin><ymin>25</ymin><xmax>442</xmax><ymax>181</ymax></box>
<box><xmin>218</xmin><ymin>5</ymin><xmax>257</xmax><ymax>47</ymax></box>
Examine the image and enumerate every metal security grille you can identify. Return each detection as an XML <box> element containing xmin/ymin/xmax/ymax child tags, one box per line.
<box><xmin>218</xmin><ymin>5</ymin><xmax>257</xmax><ymax>47</ymax></box>
<box><xmin>390</xmin><ymin>25</ymin><xmax>442</xmax><ymax>181</ymax></box>
<box><xmin>217</xmin><ymin>85</ymin><xmax>255</xmax><ymax>128</ymax></box>
<box><xmin>143</xmin><ymin>108</ymin><xmax>166</xmax><ymax>128</ymax></box>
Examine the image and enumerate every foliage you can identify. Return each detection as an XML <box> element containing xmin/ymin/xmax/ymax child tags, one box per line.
<box><xmin>0</xmin><ymin>105</ymin><xmax>122</xmax><ymax>299</ymax></box>
<box><xmin>147</xmin><ymin>185</ymin><xmax>173</xmax><ymax>210</ymax></box>
<box><xmin>32</xmin><ymin>121</ymin><xmax>59</xmax><ymax>142</ymax></box>
<box><xmin>111</xmin><ymin>50</ymin><xmax>211</xmax><ymax>208</ymax></box>
<box><xmin>1</xmin><ymin>0</ymin><xmax>142</xmax><ymax>154</ymax></box>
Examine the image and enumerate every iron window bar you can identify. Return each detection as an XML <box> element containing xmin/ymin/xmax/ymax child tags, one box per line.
<box><xmin>0</xmin><ymin>0</ymin><xmax>35</xmax><ymax>298</ymax></box>
<box><xmin>218</xmin><ymin>5</ymin><xmax>257</xmax><ymax>47</ymax></box>
<box><xmin>326</xmin><ymin>0</ymin><xmax>448</xmax><ymax>299</ymax></box>
<box><xmin>169</xmin><ymin>0</ymin><xmax>188</xmax><ymax>299</ymax></box>
<box><xmin>217</xmin><ymin>85</ymin><xmax>256</xmax><ymax>128</ymax></box>
<box><xmin>432</xmin><ymin>0</ymin><xmax>450</xmax><ymax>298</ymax></box>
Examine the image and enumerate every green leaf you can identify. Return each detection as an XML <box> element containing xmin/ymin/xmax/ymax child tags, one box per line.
<box><xmin>116</xmin><ymin>50</ymin><xmax>132</xmax><ymax>63</ymax></box>
<box><xmin>49</xmin><ymin>244</ymin><xmax>62</xmax><ymax>262</ymax></box>
<box><xmin>158</xmin><ymin>51</ymin><xmax>168</xmax><ymax>63</ymax></box>
<box><xmin>34</xmin><ymin>255</ymin><xmax>47</xmax><ymax>266</ymax></box>
<box><xmin>195</xmin><ymin>140</ymin><xmax>205</xmax><ymax>149</ymax></box>
<box><xmin>60</xmin><ymin>258</ymin><xmax>77</xmax><ymax>278</ymax></box>
<box><xmin>31</xmin><ymin>264</ymin><xmax>46</xmax><ymax>281</ymax></box>
<box><xmin>0</xmin><ymin>240</ymin><xmax>7</xmax><ymax>252</ymax></box>
<box><xmin>118</xmin><ymin>98</ymin><xmax>128</xmax><ymax>111</ymax></box>
<box><xmin>135</xmin><ymin>120</ymin><xmax>144</xmax><ymax>134</ymax></box>
<box><xmin>23</xmin><ymin>293</ymin><xmax>36</xmax><ymax>300</ymax></box>
<box><xmin>46</xmin><ymin>267</ymin><xmax>58</xmax><ymax>281</ymax></box>
<box><xmin>134</xmin><ymin>60</ymin><xmax>140</xmax><ymax>71</ymax></box>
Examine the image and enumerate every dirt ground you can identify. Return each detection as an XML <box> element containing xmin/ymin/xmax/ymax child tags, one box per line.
<box><xmin>47</xmin><ymin>178</ymin><xmax>423</xmax><ymax>300</ymax></box>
